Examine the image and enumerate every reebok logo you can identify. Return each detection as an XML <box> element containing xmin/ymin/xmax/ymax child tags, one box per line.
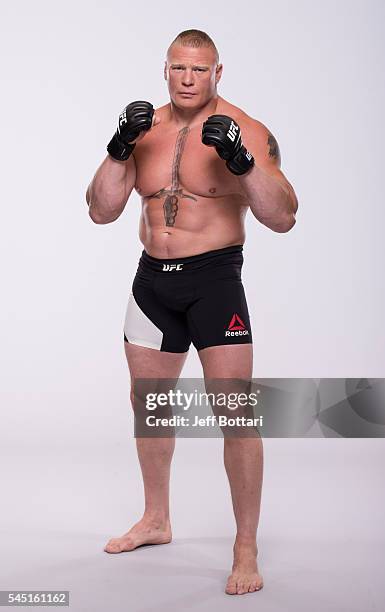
<box><xmin>162</xmin><ymin>263</ymin><xmax>184</xmax><ymax>271</ymax></box>
<box><xmin>226</xmin><ymin>121</ymin><xmax>239</xmax><ymax>142</ymax></box>
<box><xmin>225</xmin><ymin>313</ymin><xmax>249</xmax><ymax>337</ymax></box>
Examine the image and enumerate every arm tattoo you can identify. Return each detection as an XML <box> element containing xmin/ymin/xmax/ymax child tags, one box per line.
<box><xmin>267</xmin><ymin>132</ymin><xmax>281</xmax><ymax>165</ymax></box>
<box><xmin>148</xmin><ymin>126</ymin><xmax>197</xmax><ymax>227</ymax></box>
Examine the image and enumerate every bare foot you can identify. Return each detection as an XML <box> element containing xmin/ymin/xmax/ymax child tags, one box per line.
<box><xmin>104</xmin><ymin>516</ymin><xmax>172</xmax><ymax>553</ymax></box>
<box><xmin>225</xmin><ymin>538</ymin><xmax>264</xmax><ymax>595</ymax></box>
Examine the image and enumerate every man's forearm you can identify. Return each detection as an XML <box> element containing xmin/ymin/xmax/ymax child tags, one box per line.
<box><xmin>239</xmin><ymin>164</ymin><xmax>297</xmax><ymax>232</ymax></box>
<box><xmin>86</xmin><ymin>156</ymin><xmax>128</xmax><ymax>224</ymax></box>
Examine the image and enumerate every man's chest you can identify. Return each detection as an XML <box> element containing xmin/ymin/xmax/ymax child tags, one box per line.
<box><xmin>133</xmin><ymin>124</ymin><xmax>243</xmax><ymax>199</ymax></box>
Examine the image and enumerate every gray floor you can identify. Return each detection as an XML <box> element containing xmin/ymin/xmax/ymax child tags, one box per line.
<box><xmin>2</xmin><ymin>439</ymin><xmax>384</xmax><ymax>611</ymax></box>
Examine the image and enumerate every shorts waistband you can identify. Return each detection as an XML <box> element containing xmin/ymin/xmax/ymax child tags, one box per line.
<box><xmin>140</xmin><ymin>244</ymin><xmax>243</xmax><ymax>272</ymax></box>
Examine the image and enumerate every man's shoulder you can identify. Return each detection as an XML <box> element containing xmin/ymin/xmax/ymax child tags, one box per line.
<box><xmin>218</xmin><ymin>97</ymin><xmax>282</xmax><ymax>166</ymax></box>
<box><xmin>154</xmin><ymin>102</ymin><xmax>170</xmax><ymax>119</ymax></box>
<box><xmin>217</xmin><ymin>97</ymin><xmax>270</xmax><ymax>136</ymax></box>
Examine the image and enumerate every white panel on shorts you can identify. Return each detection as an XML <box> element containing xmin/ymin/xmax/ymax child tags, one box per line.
<box><xmin>124</xmin><ymin>291</ymin><xmax>163</xmax><ymax>350</ymax></box>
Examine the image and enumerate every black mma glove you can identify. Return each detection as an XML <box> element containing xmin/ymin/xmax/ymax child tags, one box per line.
<box><xmin>201</xmin><ymin>114</ymin><xmax>254</xmax><ymax>175</ymax></box>
<box><xmin>107</xmin><ymin>101</ymin><xmax>154</xmax><ymax>161</ymax></box>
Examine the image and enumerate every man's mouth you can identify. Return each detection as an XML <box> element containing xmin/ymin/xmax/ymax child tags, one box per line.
<box><xmin>178</xmin><ymin>92</ymin><xmax>196</xmax><ymax>96</ymax></box>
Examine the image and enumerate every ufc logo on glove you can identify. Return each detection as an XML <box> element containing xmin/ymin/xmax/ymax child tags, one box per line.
<box><xmin>119</xmin><ymin>110</ymin><xmax>127</xmax><ymax>126</ymax></box>
<box><xmin>226</xmin><ymin>121</ymin><xmax>239</xmax><ymax>142</ymax></box>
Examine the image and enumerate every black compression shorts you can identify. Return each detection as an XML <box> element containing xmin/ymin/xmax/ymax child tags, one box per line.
<box><xmin>123</xmin><ymin>244</ymin><xmax>253</xmax><ymax>353</ymax></box>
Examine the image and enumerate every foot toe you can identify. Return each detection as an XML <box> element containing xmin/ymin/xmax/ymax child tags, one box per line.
<box><xmin>225</xmin><ymin>578</ymin><xmax>237</xmax><ymax>595</ymax></box>
<box><xmin>237</xmin><ymin>581</ymin><xmax>247</xmax><ymax>595</ymax></box>
<box><xmin>104</xmin><ymin>539</ymin><xmax>122</xmax><ymax>553</ymax></box>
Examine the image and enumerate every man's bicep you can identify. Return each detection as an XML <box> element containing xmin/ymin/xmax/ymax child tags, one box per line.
<box><xmin>242</xmin><ymin>120</ymin><xmax>281</xmax><ymax>169</ymax></box>
<box><xmin>262</xmin><ymin>127</ymin><xmax>281</xmax><ymax>167</ymax></box>
<box><xmin>243</xmin><ymin>120</ymin><xmax>298</xmax><ymax>210</ymax></box>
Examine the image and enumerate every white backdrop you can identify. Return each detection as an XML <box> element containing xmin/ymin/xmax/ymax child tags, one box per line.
<box><xmin>1</xmin><ymin>2</ymin><xmax>384</xmax><ymax>610</ymax></box>
<box><xmin>1</xmin><ymin>0</ymin><xmax>384</xmax><ymax>444</ymax></box>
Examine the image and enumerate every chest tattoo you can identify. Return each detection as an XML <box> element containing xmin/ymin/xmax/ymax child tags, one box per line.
<box><xmin>149</xmin><ymin>126</ymin><xmax>197</xmax><ymax>227</ymax></box>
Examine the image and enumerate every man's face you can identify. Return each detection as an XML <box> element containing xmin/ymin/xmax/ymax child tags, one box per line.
<box><xmin>164</xmin><ymin>44</ymin><xmax>222</xmax><ymax>109</ymax></box>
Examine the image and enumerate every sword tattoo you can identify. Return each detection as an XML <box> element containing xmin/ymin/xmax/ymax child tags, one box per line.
<box><xmin>149</xmin><ymin>126</ymin><xmax>197</xmax><ymax>226</ymax></box>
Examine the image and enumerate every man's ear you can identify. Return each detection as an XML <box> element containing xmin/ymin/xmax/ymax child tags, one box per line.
<box><xmin>164</xmin><ymin>61</ymin><xmax>167</xmax><ymax>81</ymax></box>
<box><xmin>215</xmin><ymin>63</ymin><xmax>223</xmax><ymax>85</ymax></box>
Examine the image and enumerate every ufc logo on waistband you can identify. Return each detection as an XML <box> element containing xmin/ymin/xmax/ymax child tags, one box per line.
<box><xmin>162</xmin><ymin>263</ymin><xmax>183</xmax><ymax>271</ymax></box>
<box><xmin>226</xmin><ymin>121</ymin><xmax>239</xmax><ymax>142</ymax></box>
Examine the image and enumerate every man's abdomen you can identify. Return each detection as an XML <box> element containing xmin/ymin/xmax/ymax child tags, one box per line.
<box><xmin>139</xmin><ymin>192</ymin><xmax>248</xmax><ymax>259</ymax></box>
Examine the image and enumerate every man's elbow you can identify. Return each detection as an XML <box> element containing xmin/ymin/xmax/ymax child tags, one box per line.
<box><xmin>85</xmin><ymin>186</ymin><xmax>91</xmax><ymax>207</ymax></box>
<box><xmin>88</xmin><ymin>208</ymin><xmax>107</xmax><ymax>224</ymax></box>
<box><xmin>277</xmin><ymin>194</ymin><xmax>299</xmax><ymax>232</ymax></box>
<box><xmin>269</xmin><ymin>213</ymin><xmax>297</xmax><ymax>233</ymax></box>
<box><xmin>86</xmin><ymin>191</ymin><xmax>123</xmax><ymax>224</ymax></box>
<box><xmin>88</xmin><ymin>206</ymin><xmax>120</xmax><ymax>224</ymax></box>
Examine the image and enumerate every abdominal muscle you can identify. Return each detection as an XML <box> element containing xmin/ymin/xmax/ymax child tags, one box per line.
<box><xmin>138</xmin><ymin>190</ymin><xmax>248</xmax><ymax>258</ymax></box>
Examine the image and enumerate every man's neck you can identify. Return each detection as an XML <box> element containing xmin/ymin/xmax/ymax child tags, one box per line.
<box><xmin>168</xmin><ymin>95</ymin><xmax>220</xmax><ymax>130</ymax></box>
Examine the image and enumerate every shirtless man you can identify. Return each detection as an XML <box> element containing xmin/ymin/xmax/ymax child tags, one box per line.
<box><xmin>86</xmin><ymin>29</ymin><xmax>298</xmax><ymax>596</ymax></box>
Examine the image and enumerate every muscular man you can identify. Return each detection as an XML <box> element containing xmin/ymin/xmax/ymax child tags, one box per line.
<box><xmin>86</xmin><ymin>29</ymin><xmax>298</xmax><ymax>596</ymax></box>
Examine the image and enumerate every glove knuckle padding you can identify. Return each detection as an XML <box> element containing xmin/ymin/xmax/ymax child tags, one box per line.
<box><xmin>120</xmin><ymin>101</ymin><xmax>154</xmax><ymax>142</ymax></box>
<box><xmin>107</xmin><ymin>100</ymin><xmax>154</xmax><ymax>161</ymax></box>
<box><xmin>202</xmin><ymin>114</ymin><xmax>240</xmax><ymax>160</ymax></box>
<box><xmin>201</xmin><ymin>114</ymin><xmax>254</xmax><ymax>175</ymax></box>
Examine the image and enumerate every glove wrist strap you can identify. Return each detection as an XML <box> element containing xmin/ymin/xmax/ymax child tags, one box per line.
<box><xmin>226</xmin><ymin>145</ymin><xmax>254</xmax><ymax>175</ymax></box>
<box><xmin>107</xmin><ymin>134</ymin><xmax>136</xmax><ymax>161</ymax></box>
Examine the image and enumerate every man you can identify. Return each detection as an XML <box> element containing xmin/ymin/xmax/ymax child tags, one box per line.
<box><xmin>86</xmin><ymin>29</ymin><xmax>298</xmax><ymax>596</ymax></box>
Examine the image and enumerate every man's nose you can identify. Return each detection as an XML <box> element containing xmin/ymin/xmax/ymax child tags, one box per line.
<box><xmin>181</xmin><ymin>69</ymin><xmax>194</xmax><ymax>86</ymax></box>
